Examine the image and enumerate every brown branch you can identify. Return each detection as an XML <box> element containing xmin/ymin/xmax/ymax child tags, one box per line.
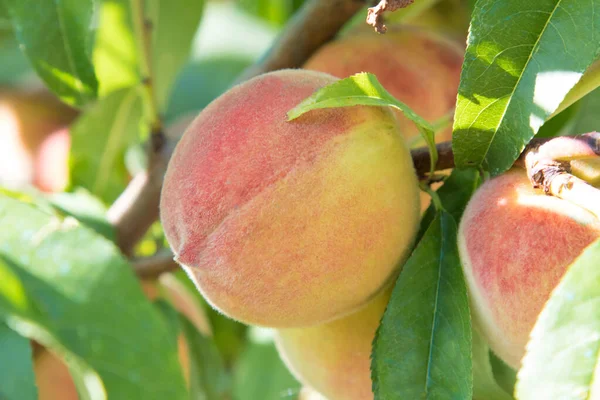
<box><xmin>412</xmin><ymin>141</ymin><xmax>454</xmax><ymax>178</ymax></box>
<box><xmin>131</xmin><ymin>134</ymin><xmax>600</xmax><ymax>278</ymax></box>
<box><xmin>234</xmin><ymin>0</ymin><xmax>367</xmax><ymax>84</ymax></box>
<box><xmin>520</xmin><ymin>132</ymin><xmax>600</xmax><ymax>219</ymax></box>
<box><xmin>366</xmin><ymin>0</ymin><xmax>414</xmax><ymax>33</ymax></box>
<box><xmin>132</xmin><ymin>249</ymin><xmax>179</xmax><ymax>279</ymax></box>
<box><xmin>108</xmin><ymin>116</ymin><xmax>191</xmax><ymax>256</ymax></box>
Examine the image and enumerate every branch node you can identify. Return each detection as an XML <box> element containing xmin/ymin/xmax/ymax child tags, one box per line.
<box><xmin>366</xmin><ymin>0</ymin><xmax>414</xmax><ymax>33</ymax></box>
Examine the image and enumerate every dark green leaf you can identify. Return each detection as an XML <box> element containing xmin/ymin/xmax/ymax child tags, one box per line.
<box><xmin>0</xmin><ymin>195</ymin><xmax>188</xmax><ymax>399</ymax></box>
<box><xmin>489</xmin><ymin>352</ymin><xmax>517</xmax><ymax>397</ymax></box>
<box><xmin>147</xmin><ymin>0</ymin><xmax>205</xmax><ymax>111</ymax></box>
<box><xmin>536</xmin><ymin>102</ymin><xmax>580</xmax><ymax>138</ymax></box>
<box><xmin>70</xmin><ymin>87</ymin><xmax>145</xmax><ymax>204</ymax></box>
<box><xmin>288</xmin><ymin>72</ymin><xmax>437</xmax><ymax>175</ymax></box>
<box><xmin>93</xmin><ymin>0</ymin><xmax>138</xmax><ymax>95</ymax></box>
<box><xmin>165</xmin><ymin>56</ymin><xmax>253</xmax><ymax>122</ymax></box>
<box><xmin>4</xmin><ymin>0</ymin><xmax>98</xmax><ymax>106</ymax></box>
<box><xmin>472</xmin><ymin>326</ymin><xmax>513</xmax><ymax>400</ymax></box>
<box><xmin>372</xmin><ymin>211</ymin><xmax>472</xmax><ymax>400</ymax></box>
<box><xmin>418</xmin><ymin>168</ymin><xmax>481</xmax><ymax>241</ymax></box>
<box><xmin>515</xmin><ymin>238</ymin><xmax>600</xmax><ymax>400</ymax></box>
<box><xmin>453</xmin><ymin>0</ymin><xmax>600</xmax><ymax>174</ymax></box>
<box><xmin>0</xmin><ymin>323</ymin><xmax>37</xmax><ymax>400</ymax></box>
<box><xmin>233</xmin><ymin>340</ymin><xmax>300</xmax><ymax>400</ymax></box>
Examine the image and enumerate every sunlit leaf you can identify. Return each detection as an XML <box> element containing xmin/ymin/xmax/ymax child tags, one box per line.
<box><xmin>4</xmin><ymin>0</ymin><xmax>98</xmax><ymax>106</ymax></box>
<box><xmin>453</xmin><ymin>0</ymin><xmax>600</xmax><ymax>174</ymax></box>
<box><xmin>93</xmin><ymin>0</ymin><xmax>138</xmax><ymax>96</ymax></box>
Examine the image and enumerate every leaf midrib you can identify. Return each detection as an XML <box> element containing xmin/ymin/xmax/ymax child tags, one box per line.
<box><xmin>477</xmin><ymin>1</ymin><xmax>564</xmax><ymax>167</ymax></box>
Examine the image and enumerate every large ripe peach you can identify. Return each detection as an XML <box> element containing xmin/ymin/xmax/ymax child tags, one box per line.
<box><xmin>160</xmin><ymin>69</ymin><xmax>420</xmax><ymax>328</ymax></box>
<box><xmin>458</xmin><ymin>169</ymin><xmax>600</xmax><ymax>369</ymax></box>
<box><xmin>303</xmin><ymin>26</ymin><xmax>463</xmax><ymax>146</ymax></box>
<box><xmin>275</xmin><ymin>287</ymin><xmax>392</xmax><ymax>400</ymax></box>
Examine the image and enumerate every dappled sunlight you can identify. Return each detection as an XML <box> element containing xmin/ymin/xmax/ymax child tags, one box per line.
<box><xmin>529</xmin><ymin>113</ymin><xmax>544</xmax><ymax>132</ymax></box>
<box><xmin>533</xmin><ymin>70</ymin><xmax>583</xmax><ymax>113</ymax></box>
<box><xmin>35</xmin><ymin>60</ymin><xmax>91</xmax><ymax>104</ymax></box>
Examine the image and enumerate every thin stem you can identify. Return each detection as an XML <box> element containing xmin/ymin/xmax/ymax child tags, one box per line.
<box><xmin>420</xmin><ymin>181</ymin><xmax>443</xmax><ymax>211</ymax></box>
<box><xmin>130</xmin><ymin>0</ymin><xmax>162</xmax><ymax>136</ymax></box>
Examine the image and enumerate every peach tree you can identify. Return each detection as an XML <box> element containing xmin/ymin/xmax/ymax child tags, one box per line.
<box><xmin>0</xmin><ymin>0</ymin><xmax>599</xmax><ymax>399</ymax></box>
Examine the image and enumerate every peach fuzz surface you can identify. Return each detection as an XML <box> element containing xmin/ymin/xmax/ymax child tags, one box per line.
<box><xmin>458</xmin><ymin>169</ymin><xmax>600</xmax><ymax>368</ymax></box>
<box><xmin>160</xmin><ymin>69</ymin><xmax>420</xmax><ymax>328</ymax></box>
<box><xmin>275</xmin><ymin>286</ymin><xmax>392</xmax><ymax>400</ymax></box>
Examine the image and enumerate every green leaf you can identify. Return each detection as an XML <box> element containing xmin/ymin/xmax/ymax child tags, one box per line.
<box><xmin>171</xmin><ymin>269</ymin><xmax>248</xmax><ymax>366</ymax></box>
<box><xmin>180</xmin><ymin>317</ymin><xmax>230</xmax><ymax>400</ymax></box>
<box><xmin>372</xmin><ymin>211</ymin><xmax>472</xmax><ymax>400</ymax></box>
<box><xmin>0</xmin><ymin>323</ymin><xmax>37</xmax><ymax>400</ymax></box>
<box><xmin>165</xmin><ymin>56</ymin><xmax>253</xmax><ymax>122</ymax></box>
<box><xmin>235</xmin><ymin>0</ymin><xmax>305</xmax><ymax>27</ymax></box>
<box><xmin>0</xmin><ymin>33</ymin><xmax>33</xmax><ymax>84</ymax></box>
<box><xmin>93</xmin><ymin>0</ymin><xmax>139</xmax><ymax>96</ymax></box>
<box><xmin>515</xmin><ymin>238</ymin><xmax>600</xmax><ymax>400</ymax></box>
<box><xmin>3</xmin><ymin>0</ymin><xmax>98</xmax><ymax>106</ymax></box>
<box><xmin>288</xmin><ymin>72</ymin><xmax>438</xmax><ymax>175</ymax></box>
<box><xmin>48</xmin><ymin>189</ymin><xmax>115</xmax><ymax>242</ymax></box>
<box><xmin>452</xmin><ymin>0</ymin><xmax>600</xmax><ymax>175</ymax></box>
<box><xmin>490</xmin><ymin>352</ymin><xmax>517</xmax><ymax>397</ymax></box>
<box><xmin>233</xmin><ymin>341</ymin><xmax>300</xmax><ymax>400</ymax></box>
<box><xmin>0</xmin><ymin>195</ymin><xmax>188</xmax><ymax>399</ymax></box>
<box><xmin>472</xmin><ymin>326</ymin><xmax>514</xmax><ymax>400</ymax></box>
<box><xmin>536</xmin><ymin>102</ymin><xmax>580</xmax><ymax>138</ymax></box>
<box><xmin>70</xmin><ymin>87</ymin><xmax>145</xmax><ymax>204</ymax></box>
<box><xmin>147</xmin><ymin>0</ymin><xmax>205</xmax><ymax>112</ymax></box>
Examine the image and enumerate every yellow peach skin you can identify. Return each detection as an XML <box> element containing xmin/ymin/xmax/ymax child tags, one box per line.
<box><xmin>160</xmin><ymin>69</ymin><xmax>420</xmax><ymax>328</ymax></box>
<box><xmin>276</xmin><ymin>287</ymin><xmax>392</xmax><ymax>400</ymax></box>
<box><xmin>458</xmin><ymin>169</ymin><xmax>600</xmax><ymax>369</ymax></box>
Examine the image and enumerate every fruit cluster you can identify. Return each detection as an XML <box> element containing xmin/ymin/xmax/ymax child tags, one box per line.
<box><xmin>160</xmin><ymin>27</ymin><xmax>464</xmax><ymax>400</ymax></box>
<box><xmin>160</xmin><ymin>23</ymin><xmax>600</xmax><ymax>399</ymax></box>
